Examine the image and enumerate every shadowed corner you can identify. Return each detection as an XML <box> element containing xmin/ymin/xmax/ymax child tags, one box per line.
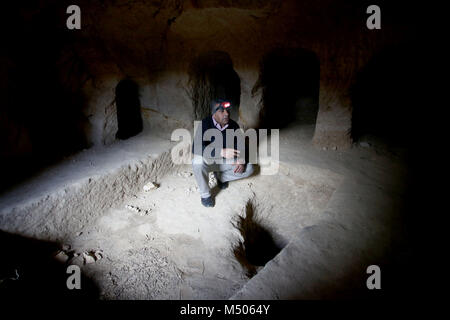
<box><xmin>232</xmin><ymin>199</ymin><xmax>282</xmax><ymax>278</ymax></box>
<box><xmin>0</xmin><ymin>231</ymin><xmax>100</xmax><ymax>301</ymax></box>
<box><xmin>256</xmin><ymin>47</ymin><xmax>320</xmax><ymax>131</ymax></box>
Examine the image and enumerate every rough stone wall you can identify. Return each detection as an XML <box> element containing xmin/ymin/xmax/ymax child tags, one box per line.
<box><xmin>73</xmin><ymin>0</ymin><xmax>414</xmax><ymax>145</ymax></box>
<box><xmin>1</xmin><ymin>0</ymin><xmax>418</xmax><ymax>164</ymax></box>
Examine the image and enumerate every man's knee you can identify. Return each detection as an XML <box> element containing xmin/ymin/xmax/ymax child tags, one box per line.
<box><xmin>192</xmin><ymin>156</ymin><xmax>207</xmax><ymax>172</ymax></box>
<box><xmin>243</xmin><ymin>163</ymin><xmax>254</xmax><ymax>177</ymax></box>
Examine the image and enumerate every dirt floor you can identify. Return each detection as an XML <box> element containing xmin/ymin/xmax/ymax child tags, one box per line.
<box><xmin>0</xmin><ymin>123</ymin><xmax>409</xmax><ymax>300</ymax></box>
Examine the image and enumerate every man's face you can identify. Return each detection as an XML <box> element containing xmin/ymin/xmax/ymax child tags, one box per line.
<box><xmin>213</xmin><ymin>108</ymin><xmax>230</xmax><ymax>126</ymax></box>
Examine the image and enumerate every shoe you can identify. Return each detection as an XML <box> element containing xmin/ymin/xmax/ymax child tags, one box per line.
<box><xmin>201</xmin><ymin>196</ymin><xmax>214</xmax><ymax>207</ymax></box>
<box><xmin>217</xmin><ymin>179</ymin><xmax>228</xmax><ymax>190</ymax></box>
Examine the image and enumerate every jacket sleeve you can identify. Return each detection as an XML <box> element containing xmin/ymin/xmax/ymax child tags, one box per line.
<box><xmin>192</xmin><ymin>119</ymin><xmax>223</xmax><ymax>161</ymax></box>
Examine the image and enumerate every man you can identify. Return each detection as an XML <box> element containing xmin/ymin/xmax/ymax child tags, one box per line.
<box><xmin>192</xmin><ymin>99</ymin><xmax>254</xmax><ymax>207</ymax></box>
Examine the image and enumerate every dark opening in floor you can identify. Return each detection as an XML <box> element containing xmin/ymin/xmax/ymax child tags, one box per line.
<box><xmin>256</xmin><ymin>47</ymin><xmax>320</xmax><ymax>130</ymax></box>
<box><xmin>232</xmin><ymin>200</ymin><xmax>282</xmax><ymax>278</ymax></box>
<box><xmin>188</xmin><ymin>51</ymin><xmax>241</xmax><ymax>120</ymax></box>
<box><xmin>115</xmin><ymin>78</ymin><xmax>143</xmax><ymax>140</ymax></box>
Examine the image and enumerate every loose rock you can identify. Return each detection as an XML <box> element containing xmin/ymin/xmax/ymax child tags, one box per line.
<box><xmin>143</xmin><ymin>182</ymin><xmax>159</xmax><ymax>191</ymax></box>
<box><xmin>54</xmin><ymin>251</ymin><xmax>70</xmax><ymax>263</ymax></box>
<box><xmin>125</xmin><ymin>204</ymin><xmax>150</xmax><ymax>216</ymax></box>
<box><xmin>83</xmin><ymin>252</ymin><xmax>96</xmax><ymax>264</ymax></box>
<box><xmin>178</xmin><ymin>171</ymin><xmax>193</xmax><ymax>177</ymax></box>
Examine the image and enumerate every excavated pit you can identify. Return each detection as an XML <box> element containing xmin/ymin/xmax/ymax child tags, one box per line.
<box><xmin>232</xmin><ymin>199</ymin><xmax>283</xmax><ymax>278</ymax></box>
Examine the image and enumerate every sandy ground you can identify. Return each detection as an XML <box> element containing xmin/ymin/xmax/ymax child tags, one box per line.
<box><xmin>0</xmin><ymin>123</ymin><xmax>409</xmax><ymax>299</ymax></box>
<box><xmin>60</xmin><ymin>126</ymin><xmax>344</xmax><ymax>299</ymax></box>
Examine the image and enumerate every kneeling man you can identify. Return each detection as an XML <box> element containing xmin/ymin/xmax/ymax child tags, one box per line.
<box><xmin>192</xmin><ymin>99</ymin><xmax>254</xmax><ymax>207</ymax></box>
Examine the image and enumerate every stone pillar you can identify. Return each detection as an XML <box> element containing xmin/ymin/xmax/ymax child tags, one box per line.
<box><xmin>81</xmin><ymin>77</ymin><xmax>119</xmax><ymax>147</ymax></box>
<box><xmin>312</xmin><ymin>82</ymin><xmax>352</xmax><ymax>150</ymax></box>
<box><xmin>236</xmin><ymin>69</ymin><xmax>262</xmax><ymax>130</ymax></box>
<box><xmin>312</xmin><ymin>44</ymin><xmax>354</xmax><ymax>150</ymax></box>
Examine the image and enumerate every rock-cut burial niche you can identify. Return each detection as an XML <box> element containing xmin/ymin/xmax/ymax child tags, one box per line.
<box><xmin>115</xmin><ymin>79</ymin><xmax>143</xmax><ymax>140</ymax></box>
<box><xmin>256</xmin><ymin>48</ymin><xmax>320</xmax><ymax>130</ymax></box>
<box><xmin>188</xmin><ymin>51</ymin><xmax>241</xmax><ymax>121</ymax></box>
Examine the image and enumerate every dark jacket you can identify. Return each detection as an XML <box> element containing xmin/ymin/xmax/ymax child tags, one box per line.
<box><xmin>192</xmin><ymin>116</ymin><xmax>242</xmax><ymax>159</ymax></box>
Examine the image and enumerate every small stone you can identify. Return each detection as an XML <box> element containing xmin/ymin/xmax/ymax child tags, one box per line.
<box><xmin>125</xmin><ymin>204</ymin><xmax>137</xmax><ymax>212</ymax></box>
<box><xmin>143</xmin><ymin>182</ymin><xmax>158</xmax><ymax>191</ymax></box>
<box><xmin>54</xmin><ymin>251</ymin><xmax>69</xmax><ymax>263</ymax></box>
<box><xmin>332</xmin><ymin>146</ymin><xmax>337</xmax><ymax>151</ymax></box>
<box><xmin>322</xmin><ymin>147</ymin><xmax>328</xmax><ymax>151</ymax></box>
<box><xmin>62</xmin><ymin>244</ymin><xmax>71</xmax><ymax>251</ymax></box>
<box><xmin>179</xmin><ymin>171</ymin><xmax>193</xmax><ymax>177</ymax></box>
<box><xmin>94</xmin><ymin>251</ymin><xmax>103</xmax><ymax>261</ymax></box>
<box><xmin>83</xmin><ymin>252</ymin><xmax>96</xmax><ymax>264</ymax></box>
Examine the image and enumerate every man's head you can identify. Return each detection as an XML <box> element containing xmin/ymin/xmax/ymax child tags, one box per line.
<box><xmin>211</xmin><ymin>99</ymin><xmax>232</xmax><ymax>127</ymax></box>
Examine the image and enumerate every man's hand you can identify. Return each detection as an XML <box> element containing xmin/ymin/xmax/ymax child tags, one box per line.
<box><xmin>221</xmin><ymin>148</ymin><xmax>240</xmax><ymax>159</ymax></box>
<box><xmin>232</xmin><ymin>158</ymin><xmax>245</xmax><ymax>173</ymax></box>
<box><xmin>233</xmin><ymin>163</ymin><xmax>245</xmax><ymax>173</ymax></box>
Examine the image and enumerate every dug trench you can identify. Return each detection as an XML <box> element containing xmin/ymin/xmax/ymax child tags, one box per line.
<box><xmin>232</xmin><ymin>198</ymin><xmax>283</xmax><ymax>279</ymax></box>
